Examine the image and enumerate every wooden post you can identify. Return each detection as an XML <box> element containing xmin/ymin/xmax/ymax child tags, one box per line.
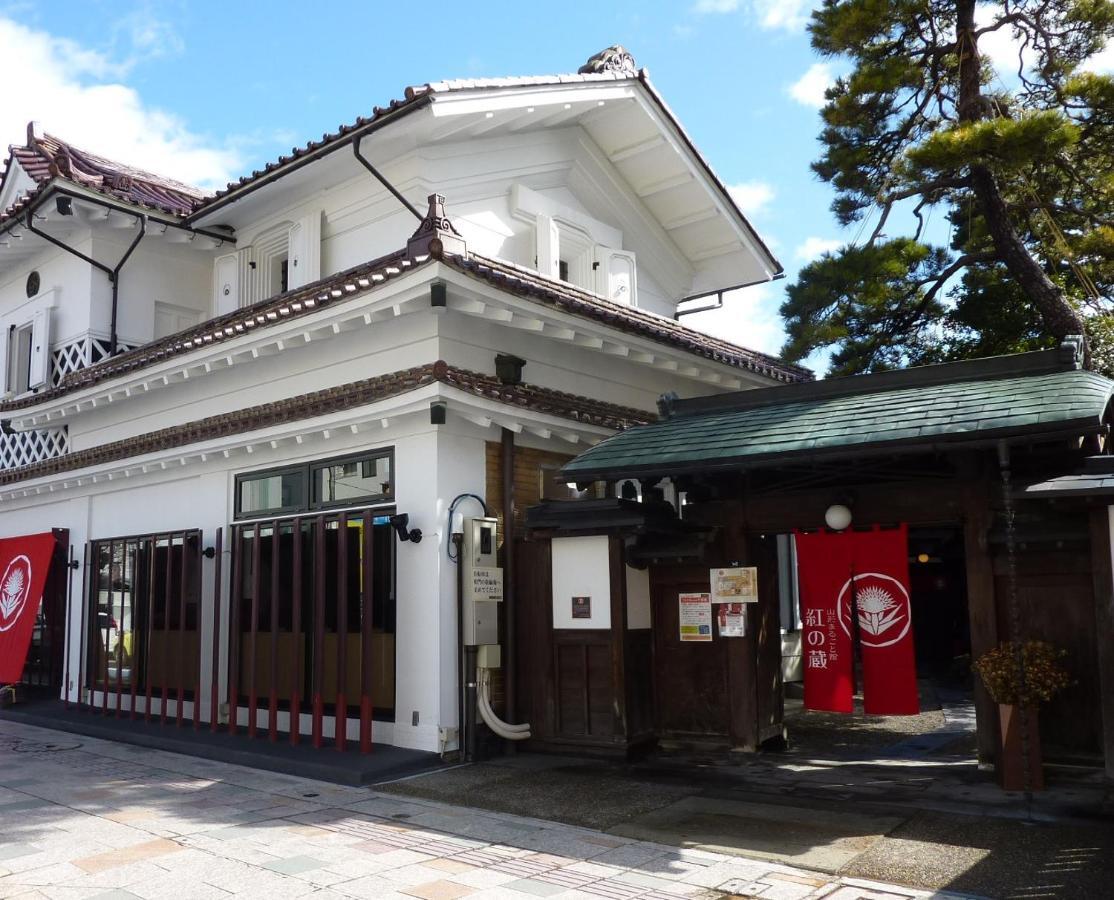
<box><xmin>336</xmin><ymin>514</ymin><xmax>348</xmax><ymax>752</ymax></box>
<box><xmin>209</xmin><ymin>528</ymin><xmax>223</xmax><ymax>734</ymax></box>
<box><xmin>290</xmin><ymin>518</ymin><xmax>302</xmax><ymax>747</ymax></box>
<box><xmin>1090</xmin><ymin>506</ymin><xmax>1114</xmax><ymax>779</ymax></box>
<box><xmin>312</xmin><ymin>518</ymin><xmax>326</xmax><ymax>749</ymax></box>
<box><xmin>359</xmin><ymin>511</ymin><xmax>374</xmax><ymax>754</ymax></box>
<box><xmin>963</xmin><ymin>489</ymin><xmax>999</xmax><ymax>765</ymax></box>
<box><xmin>728</xmin><ymin>522</ymin><xmax>758</xmax><ymax>751</ymax></box>
<box><xmin>269</xmin><ymin>524</ymin><xmax>280</xmax><ymax>742</ymax></box>
<box><xmin>608</xmin><ymin>536</ymin><xmax>628</xmax><ymax>744</ymax></box>
<box><xmin>228</xmin><ymin>527</ymin><xmax>243</xmax><ymax>734</ymax></box>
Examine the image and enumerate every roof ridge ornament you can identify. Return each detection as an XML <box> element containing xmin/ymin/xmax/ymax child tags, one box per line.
<box><xmin>407</xmin><ymin>193</ymin><xmax>466</xmax><ymax>261</ymax></box>
<box><xmin>578</xmin><ymin>45</ymin><xmax>638</xmax><ymax>76</ymax></box>
<box><xmin>1060</xmin><ymin>335</ymin><xmax>1085</xmax><ymax>371</ymax></box>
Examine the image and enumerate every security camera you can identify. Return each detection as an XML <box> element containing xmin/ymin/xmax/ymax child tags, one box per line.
<box><xmin>389</xmin><ymin>513</ymin><xmax>422</xmax><ymax>544</ymax></box>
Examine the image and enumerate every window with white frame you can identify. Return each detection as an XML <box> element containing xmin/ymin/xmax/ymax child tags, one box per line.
<box><xmin>212</xmin><ymin>211</ymin><xmax>321</xmax><ymax>313</ymax></box>
<box><xmin>0</xmin><ymin>302</ymin><xmax>53</xmax><ymax>397</ymax></box>
<box><xmin>533</xmin><ymin>210</ymin><xmax>637</xmax><ymax>306</ymax></box>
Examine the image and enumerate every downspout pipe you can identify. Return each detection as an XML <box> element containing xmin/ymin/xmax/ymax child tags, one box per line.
<box><xmin>353</xmin><ymin>137</ymin><xmax>423</xmax><ymax>222</ymax></box>
<box><xmin>25</xmin><ymin>201</ymin><xmax>147</xmax><ymax>357</ymax></box>
<box><xmin>501</xmin><ymin>427</ymin><xmax>517</xmax><ymax>751</ymax></box>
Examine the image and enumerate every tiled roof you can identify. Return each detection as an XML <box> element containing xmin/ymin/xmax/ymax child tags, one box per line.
<box><xmin>198</xmin><ymin>70</ymin><xmax>638</xmax><ymax>210</ymax></box>
<box><xmin>445</xmin><ymin>253</ymin><xmax>809</xmax><ymax>383</ymax></box>
<box><xmin>562</xmin><ymin>360</ymin><xmax>1114</xmax><ymax>481</ymax></box>
<box><xmin>0</xmin><ymin>361</ymin><xmax>650</xmax><ymax>487</ymax></box>
<box><xmin>1018</xmin><ymin>456</ymin><xmax>1114</xmax><ymax>499</ymax></box>
<box><xmin>5</xmin><ymin>133</ymin><xmax>207</xmax><ymax>218</ymax></box>
<box><xmin>0</xmin><ymin>244</ymin><xmax>808</xmax><ymax>417</ymax></box>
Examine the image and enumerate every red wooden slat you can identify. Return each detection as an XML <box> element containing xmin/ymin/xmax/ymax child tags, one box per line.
<box><xmin>290</xmin><ymin>517</ymin><xmax>302</xmax><ymax>747</ymax></box>
<box><xmin>269</xmin><ymin>523</ymin><xmax>280</xmax><ymax>742</ymax></box>
<box><xmin>63</xmin><ymin>544</ymin><xmax>74</xmax><ymax>710</ymax></box>
<box><xmin>248</xmin><ymin>522</ymin><xmax>261</xmax><ymax>739</ymax></box>
<box><xmin>209</xmin><ymin>527</ymin><xmax>223</xmax><ymax>734</ymax></box>
<box><xmin>145</xmin><ymin>538</ymin><xmax>156</xmax><ymax>722</ymax></box>
<box><xmin>113</xmin><ymin>540</ymin><xmax>125</xmax><ymax>717</ymax></box>
<box><xmin>127</xmin><ymin>540</ymin><xmax>138</xmax><ymax>720</ymax></box>
<box><xmin>78</xmin><ymin>543</ymin><xmax>91</xmax><ymax>712</ymax></box>
<box><xmin>177</xmin><ymin>534</ymin><xmax>188</xmax><ymax>727</ymax></box>
<box><xmin>312</xmin><ymin>517</ymin><xmax>325</xmax><ymax>749</ymax></box>
<box><xmin>336</xmin><ymin>513</ymin><xmax>348</xmax><ymax>753</ymax></box>
<box><xmin>161</xmin><ymin>534</ymin><xmax>173</xmax><ymax>725</ymax></box>
<box><xmin>102</xmin><ymin>541</ymin><xmax>112</xmax><ymax>716</ymax></box>
<box><xmin>360</xmin><ymin>510</ymin><xmax>374</xmax><ymax>754</ymax></box>
<box><xmin>193</xmin><ymin>531</ymin><xmax>203</xmax><ymax>730</ymax></box>
<box><xmin>228</xmin><ymin>527</ymin><xmax>244</xmax><ymax>735</ymax></box>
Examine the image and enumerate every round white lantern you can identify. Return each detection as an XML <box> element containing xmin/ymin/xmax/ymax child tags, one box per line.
<box><xmin>824</xmin><ymin>503</ymin><xmax>853</xmax><ymax>531</ymax></box>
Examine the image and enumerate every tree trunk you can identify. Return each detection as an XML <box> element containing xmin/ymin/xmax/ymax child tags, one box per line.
<box><xmin>955</xmin><ymin>0</ymin><xmax>1089</xmax><ymax>361</ymax></box>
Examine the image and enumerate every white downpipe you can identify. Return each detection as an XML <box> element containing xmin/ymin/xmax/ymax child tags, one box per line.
<box><xmin>477</xmin><ymin>669</ymin><xmax>531</xmax><ymax>740</ymax></box>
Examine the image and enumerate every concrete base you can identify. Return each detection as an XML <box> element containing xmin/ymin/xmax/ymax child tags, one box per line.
<box><xmin>0</xmin><ymin>699</ymin><xmax>442</xmax><ymax>786</ymax></box>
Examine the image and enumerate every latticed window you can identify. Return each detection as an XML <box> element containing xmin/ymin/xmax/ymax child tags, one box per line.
<box><xmin>0</xmin><ymin>427</ymin><xmax>69</xmax><ymax>471</ymax></box>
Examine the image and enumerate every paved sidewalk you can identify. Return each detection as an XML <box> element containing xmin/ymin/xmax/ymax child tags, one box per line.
<box><xmin>0</xmin><ymin>720</ymin><xmax>973</xmax><ymax>900</ymax></box>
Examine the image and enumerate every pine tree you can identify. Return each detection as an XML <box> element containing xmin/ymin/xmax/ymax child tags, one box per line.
<box><xmin>781</xmin><ymin>0</ymin><xmax>1114</xmax><ymax>375</ymax></box>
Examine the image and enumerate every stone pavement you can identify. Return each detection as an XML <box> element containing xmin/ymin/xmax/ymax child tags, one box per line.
<box><xmin>0</xmin><ymin>720</ymin><xmax>976</xmax><ymax>900</ymax></box>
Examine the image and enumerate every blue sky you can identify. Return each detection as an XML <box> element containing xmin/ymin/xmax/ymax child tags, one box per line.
<box><xmin>0</xmin><ymin>1</ymin><xmax>856</xmax><ymax>361</ymax></box>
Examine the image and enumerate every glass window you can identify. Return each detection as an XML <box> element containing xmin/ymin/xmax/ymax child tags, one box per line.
<box><xmin>313</xmin><ymin>453</ymin><xmax>391</xmax><ymax>507</ymax></box>
<box><xmin>237</xmin><ymin>468</ymin><xmax>305</xmax><ymax>518</ymax></box>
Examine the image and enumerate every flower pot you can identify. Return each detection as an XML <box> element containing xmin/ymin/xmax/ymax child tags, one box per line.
<box><xmin>997</xmin><ymin>703</ymin><xmax>1044</xmax><ymax>791</ymax></box>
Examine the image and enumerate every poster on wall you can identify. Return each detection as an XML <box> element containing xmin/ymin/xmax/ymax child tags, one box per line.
<box><xmin>710</xmin><ymin>567</ymin><xmax>758</xmax><ymax>603</ymax></box>
<box><xmin>678</xmin><ymin>592</ymin><xmax>712</xmax><ymax>642</ymax></box>
<box><xmin>716</xmin><ymin>602</ymin><xmax>747</xmax><ymax>637</ymax></box>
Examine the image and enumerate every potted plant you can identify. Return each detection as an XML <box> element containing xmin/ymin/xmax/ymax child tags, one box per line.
<box><xmin>973</xmin><ymin>640</ymin><xmax>1070</xmax><ymax>791</ymax></box>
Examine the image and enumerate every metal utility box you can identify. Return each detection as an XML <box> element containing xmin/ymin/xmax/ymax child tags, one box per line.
<box><xmin>463</xmin><ymin>516</ymin><xmax>502</xmax><ymax>645</ymax></box>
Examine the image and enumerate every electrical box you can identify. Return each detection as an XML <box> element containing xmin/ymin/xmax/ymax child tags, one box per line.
<box><xmin>463</xmin><ymin>516</ymin><xmax>502</xmax><ymax>645</ymax></box>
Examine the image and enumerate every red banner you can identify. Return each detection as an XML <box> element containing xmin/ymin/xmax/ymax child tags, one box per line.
<box><xmin>795</xmin><ymin>530</ymin><xmax>855</xmax><ymax>713</ymax></box>
<box><xmin>847</xmin><ymin>526</ymin><xmax>919</xmax><ymax>715</ymax></box>
<box><xmin>795</xmin><ymin>525</ymin><xmax>919</xmax><ymax>716</ymax></box>
<box><xmin>0</xmin><ymin>533</ymin><xmax>57</xmax><ymax>683</ymax></box>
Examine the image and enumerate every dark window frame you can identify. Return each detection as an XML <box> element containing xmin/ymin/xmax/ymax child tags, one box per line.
<box><xmin>234</xmin><ymin>448</ymin><xmax>394</xmax><ymax>520</ymax></box>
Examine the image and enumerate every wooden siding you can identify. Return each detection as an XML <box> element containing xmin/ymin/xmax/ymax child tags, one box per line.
<box><xmin>485</xmin><ymin>441</ymin><xmax>575</xmax><ymax>532</ymax></box>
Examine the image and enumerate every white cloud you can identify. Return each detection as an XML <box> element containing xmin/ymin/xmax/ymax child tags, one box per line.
<box><xmin>727</xmin><ymin>180</ymin><xmax>775</xmax><ymax>218</ymax></box>
<box><xmin>112</xmin><ymin>7</ymin><xmax>186</xmax><ymax>62</ymax></box>
<box><xmin>0</xmin><ymin>16</ymin><xmax>243</xmax><ymax>191</ymax></box>
<box><xmin>691</xmin><ymin>1</ymin><xmax>809</xmax><ymax>30</ymax></box>
<box><xmin>789</xmin><ymin>62</ymin><xmax>834</xmax><ymax>108</ymax></box>
<box><xmin>1083</xmin><ymin>41</ymin><xmax>1114</xmax><ymax>74</ymax></box>
<box><xmin>752</xmin><ymin>0</ymin><xmax>810</xmax><ymax>31</ymax></box>
<box><xmin>684</xmin><ymin>282</ymin><xmax>786</xmax><ymax>357</ymax></box>
<box><xmin>795</xmin><ymin>237</ymin><xmax>842</xmax><ymax>262</ymax></box>
<box><xmin>975</xmin><ymin>2</ymin><xmax>1036</xmax><ymax>80</ymax></box>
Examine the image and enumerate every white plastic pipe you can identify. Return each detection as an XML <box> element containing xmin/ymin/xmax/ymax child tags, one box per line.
<box><xmin>477</xmin><ymin>669</ymin><xmax>531</xmax><ymax>740</ymax></box>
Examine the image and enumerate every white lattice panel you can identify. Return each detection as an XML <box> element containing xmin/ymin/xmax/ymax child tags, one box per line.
<box><xmin>0</xmin><ymin>427</ymin><xmax>69</xmax><ymax>470</ymax></box>
<box><xmin>51</xmin><ymin>335</ymin><xmax>138</xmax><ymax>387</ymax></box>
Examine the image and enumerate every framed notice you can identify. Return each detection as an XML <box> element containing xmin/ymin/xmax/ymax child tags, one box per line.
<box><xmin>717</xmin><ymin>602</ymin><xmax>747</xmax><ymax>638</ymax></box>
<box><xmin>571</xmin><ymin>596</ymin><xmax>591</xmax><ymax>619</ymax></box>
<box><xmin>711</xmin><ymin>567</ymin><xmax>758</xmax><ymax>604</ymax></box>
<box><xmin>678</xmin><ymin>592</ymin><xmax>712</xmax><ymax>642</ymax></box>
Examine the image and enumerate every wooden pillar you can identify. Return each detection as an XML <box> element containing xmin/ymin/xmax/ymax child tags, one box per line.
<box><xmin>963</xmin><ymin>489</ymin><xmax>999</xmax><ymax>765</ymax></box>
<box><xmin>608</xmin><ymin>536</ymin><xmax>628</xmax><ymax>742</ymax></box>
<box><xmin>752</xmin><ymin>533</ymin><xmax>785</xmax><ymax>746</ymax></box>
<box><xmin>1089</xmin><ymin>506</ymin><xmax>1114</xmax><ymax>779</ymax></box>
<box><xmin>726</xmin><ymin>518</ymin><xmax>759</xmax><ymax>751</ymax></box>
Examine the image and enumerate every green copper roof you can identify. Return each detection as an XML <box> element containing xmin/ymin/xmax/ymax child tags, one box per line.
<box><xmin>564</xmin><ymin>365</ymin><xmax>1114</xmax><ymax>481</ymax></box>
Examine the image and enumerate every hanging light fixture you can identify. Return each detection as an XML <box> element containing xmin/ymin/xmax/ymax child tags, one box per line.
<box><xmin>824</xmin><ymin>503</ymin><xmax>853</xmax><ymax>531</ymax></box>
